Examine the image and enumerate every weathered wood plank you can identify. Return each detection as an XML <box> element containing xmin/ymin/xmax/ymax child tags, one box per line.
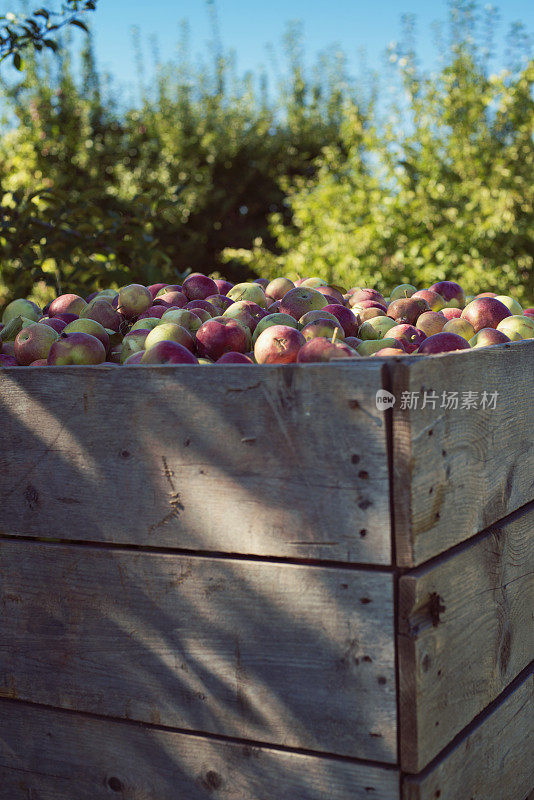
<box><xmin>0</xmin><ymin>539</ymin><xmax>397</xmax><ymax>762</ymax></box>
<box><xmin>0</xmin><ymin>699</ymin><xmax>401</xmax><ymax>800</ymax></box>
<box><xmin>402</xmin><ymin>670</ymin><xmax>534</xmax><ymax>800</ymax></box>
<box><xmin>398</xmin><ymin>502</ymin><xmax>534</xmax><ymax>772</ymax></box>
<box><xmin>0</xmin><ymin>362</ymin><xmax>390</xmax><ymax>564</ymax></box>
<box><xmin>391</xmin><ymin>340</ymin><xmax>534</xmax><ymax>566</ymax></box>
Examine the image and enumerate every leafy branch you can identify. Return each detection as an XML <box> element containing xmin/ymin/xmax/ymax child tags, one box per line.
<box><xmin>0</xmin><ymin>1</ymin><xmax>97</xmax><ymax>70</ymax></box>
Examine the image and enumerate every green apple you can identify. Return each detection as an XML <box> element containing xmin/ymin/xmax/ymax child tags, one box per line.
<box><xmin>252</xmin><ymin>313</ymin><xmax>300</xmax><ymax>344</ymax></box>
<box><xmin>389</xmin><ymin>284</ymin><xmax>417</xmax><ymax>302</ymax></box>
<box><xmin>496</xmin><ymin>315</ymin><xmax>534</xmax><ymax>341</ymax></box>
<box><xmin>2</xmin><ymin>298</ymin><xmax>42</xmax><ymax>325</ymax></box>
<box><xmin>357</xmin><ymin>337</ymin><xmax>398</xmax><ymax>356</ymax></box>
<box><xmin>227</xmin><ymin>282</ymin><xmax>268</xmax><ymax>308</ymax></box>
<box><xmin>130</xmin><ymin>317</ymin><xmax>160</xmax><ymax>332</ymax></box>
<box><xmin>494</xmin><ymin>296</ymin><xmax>523</xmax><ymax>316</ymax></box>
<box><xmin>359</xmin><ymin>316</ymin><xmax>397</xmax><ymax>340</ymax></box>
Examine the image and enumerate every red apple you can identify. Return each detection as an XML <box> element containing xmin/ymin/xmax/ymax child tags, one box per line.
<box><xmin>469</xmin><ymin>328</ymin><xmax>511</xmax><ymax>348</ymax></box>
<box><xmin>214</xmin><ymin>279</ymin><xmax>234</xmax><ymax>295</ymax></box>
<box><xmin>29</xmin><ymin>359</ymin><xmax>49</xmax><ymax>366</ymax></box>
<box><xmin>63</xmin><ymin>319</ymin><xmax>110</xmax><ymax>350</ymax></box>
<box><xmin>429</xmin><ymin>281</ymin><xmax>466</xmax><ymax>308</ymax></box>
<box><xmin>296</xmin><ymin>338</ymin><xmax>357</xmax><ymax>362</ymax></box>
<box><xmin>141</xmin><ymin>341</ymin><xmax>198</xmax><ymax>364</ymax></box>
<box><xmin>301</xmin><ymin>319</ymin><xmax>344</xmax><ymax>341</ymax></box>
<box><xmin>0</xmin><ymin>354</ymin><xmax>19</xmax><ymax>366</ymax></box>
<box><xmin>461</xmin><ymin>298</ymin><xmax>511</xmax><ymax>333</ymax></box>
<box><xmin>388</xmin><ymin>324</ymin><xmax>427</xmax><ymax>354</ymax></box>
<box><xmin>207</xmin><ymin>294</ymin><xmax>234</xmax><ymax>313</ymax></box>
<box><xmin>320</xmin><ymin>304</ymin><xmax>360</xmax><ymax>337</ymax></box>
<box><xmin>185</xmin><ymin>299</ymin><xmax>217</xmax><ymax>316</ymax></box>
<box><xmin>124</xmin><ymin>351</ymin><xmax>145</xmax><ymax>365</ymax></box>
<box><xmin>254</xmin><ymin>325</ymin><xmax>305</xmax><ymax>364</ymax></box>
<box><xmin>523</xmin><ymin>308</ymin><xmax>534</xmax><ymax>319</ymax></box>
<box><xmin>39</xmin><ymin>317</ymin><xmax>67</xmax><ymax>334</ymax></box>
<box><xmin>81</xmin><ymin>298</ymin><xmax>122</xmax><ymax>331</ymax></box>
<box><xmin>417</xmin><ymin>332</ymin><xmax>471</xmax><ymax>354</ymax></box>
<box><xmin>387</xmin><ymin>297</ymin><xmax>431</xmax><ymax>325</ymax></box>
<box><xmin>147</xmin><ymin>283</ymin><xmax>168</xmax><ymax>299</ymax></box>
<box><xmin>265</xmin><ymin>277</ymin><xmax>295</xmax><ymax>300</ymax></box>
<box><xmin>182</xmin><ymin>274</ymin><xmax>219</xmax><ymax>301</ymax></box>
<box><xmin>372</xmin><ymin>347</ymin><xmax>407</xmax><ymax>357</ymax></box>
<box><xmin>154</xmin><ymin>291</ymin><xmax>188</xmax><ymax>308</ymax></box>
<box><xmin>217</xmin><ymin>352</ymin><xmax>254</xmax><ymax>364</ymax></box>
<box><xmin>348</xmin><ymin>288</ymin><xmax>386</xmax><ymax>307</ymax></box>
<box><xmin>412</xmin><ymin>289</ymin><xmax>445</xmax><ymax>311</ymax></box>
<box><xmin>441</xmin><ymin>307</ymin><xmax>463</xmax><ymax>321</ymax></box>
<box><xmin>14</xmin><ymin>323</ymin><xmax>59</xmax><ymax>365</ymax></box>
<box><xmin>138</xmin><ymin>305</ymin><xmax>169</xmax><ymax>320</ymax></box>
<box><xmin>48</xmin><ymin>293</ymin><xmax>87</xmax><ymax>317</ymax></box>
<box><xmin>196</xmin><ymin>317</ymin><xmax>251</xmax><ymax>360</ymax></box>
<box><xmin>314</xmin><ymin>285</ymin><xmax>345</xmax><ymax>304</ymax></box>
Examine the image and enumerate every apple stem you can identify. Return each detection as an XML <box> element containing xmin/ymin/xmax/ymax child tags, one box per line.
<box><xmin>331</xmin><ymin>327</ymin><xmax>339</xmax><ymax>344</ymax></box>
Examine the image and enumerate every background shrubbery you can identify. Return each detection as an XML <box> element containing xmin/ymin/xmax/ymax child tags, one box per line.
<box><xmin>0</xmin><ymin>1</ymin><xmax>533</xmax><ymax>305</ymax></box>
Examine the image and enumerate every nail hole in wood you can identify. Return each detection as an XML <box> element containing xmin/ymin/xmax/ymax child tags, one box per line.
<box><xmin>107</xmin><ymin>777</ymin><xmax>123</xmax><ymax>792</ymax></box>
<box><xmin>351</xmin><ymin>454</ymin><xmax>360</xmax><ymax>464</ymax></box>
<box><xmin>360</xmin><ymin>528</ymin><xmax>367</xmax><ymax>537</ymax></box>
<box><xmin>358</xmin><ymin>470</ymin><xmax>369</xmax><ymax>480</ymax></box>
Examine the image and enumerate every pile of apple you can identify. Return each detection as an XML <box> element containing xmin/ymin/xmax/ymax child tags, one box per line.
<box><xmin>1</xmin><ymin>274</ymin><xmax>533</xmax><ymax>367</ymax></box>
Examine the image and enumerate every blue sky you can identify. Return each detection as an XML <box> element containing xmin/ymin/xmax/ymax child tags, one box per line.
<box><xmin>87</xmin><ymin>0</ymin><xmax>533</xmax><ymax>100</ymax></box>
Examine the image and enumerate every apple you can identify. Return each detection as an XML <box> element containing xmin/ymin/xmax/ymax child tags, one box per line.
<box><xmin>2</xmin><ymin>298</ymin><xmax>42</xmax><ymax>325</ymax></box>
<box><xmin>441</xmin><ymin>307</ymin><xmax>462</xmax><ymax>321</ymax></box>
<box><xmin>182</xmin><ymin>274</ymin><xmax>218</xmax><ymax>301</ymax></box>
<box><xmin>155</xmin><ymin>291</ymin><xmax>188</xmax><ymax>308</ymax></box>
<box><xmin>39</xmin><ymin>317</ymin><xmax>67</xmax><ymax>334</ymax></box>
<box><xmin>296</xmin><ymin>338</ymin><xmax>357</xmax><ymax>362</ymax></box>
<box><xmin>254</xmin><ymin>325</ymin><xmax>306</xmax><ymax>364</ymax></box>
<box><xmin>348</xmin><ymin>288</ymin><xmax>387</xmax><ymax>307</ymax></box>
<box><xmin>217</xmin><ymin>352</ymin><xmax>254</xmax><ymax>364</ymax></box>
<box><xmin>412</xmin><ymin>289</ymin><xmax>445</xmax><ymax>311</ymax></box>
<box><xmin>372</xmin><ymin>347</ymin><xmax>407</xmax><ymax>356</ymax></box>
<box><xmin>344</xmin><ymin>336</ymin><xmax>363</xmax><ymax>349</ymax></box>
<box><xmin>214</xmin><ymin>279</ymin><xmax>234</xmax><ymax>295</ymax></box>
<box><xmin>144</xmin><ymin>323</ymin><xmax>195</xmax><ymax>353</ymax></box>
<box><xmin>314</xmin><ymin>285</ymin><xmax>345</xmax><ymax>305</ymax></box>
<box><xmin>48</xmin><ymin>293</ymin><xmax>87</xmax><ymax>318</ymax></box>
<box><xmin>279</xmin><ymin>287</ymin><xmax>329</xmax><ymax>320</ymax></box>
<box><xmin>496</xmin><ymin>315</ymin><xmax>534</xmax><ymax>341</ymax></box>
<box><xmin>357</xmin><ymin>307</ymin><xmax>386</xmax><ymax>323</ymax></box>
<box><xmin>160</xmin><ymin>309</ymin><xmax>202</xmax><ymax>333</ymax></box>
<box><xmin>267</xmin><ymin>300</ymin><xmax>281</xmax><ymax>313</ymax></box>
<box><xmin>130</xmin><ymin>317</ymin><xmax>160</xmax><ymax>332</ymax></box>
<box><xmin>156</xmin><ymin>284</ymin><xmax>182</xmax><ymax>295</ymax></box>
<box><xmin>196</xmin><ymin>317</ymin><xmax>251</xmax><ymax>360</ymax></box>
<box><xmin>442</xmin><ymin>318</ymin><xmax>475</xmax><ymax>339</ymax></box>
<box><xmin>357</xmin><ymin>338</ymin><xmax>399</xmax><ymax>356</ymax></box>
<box><xmin>417</xmin><ymin>332</ymin><xmax>471</xmax><ymax>354</ymax></box>
<box><xmin>207</xmin><ymin>294</ymin><xmax>234</xmax><ymax>313</ymax></box>
<box><xmin>54</xmin><ymin>313</ymin><xmax>81</xmax><ymax>324</ymax></box>
<box><xmin>389</xmin><ymin>284</ymin><xmax>417</xmax><ymax>301</ymax></box>
<box><xmin>117</xmin><ymin>284</ymin><xmax>152</xmax><ymax>319</ymax></box>
<box><xmin>523</xmin><ymin>308</ymin><xmax>534</xmax><ymax>319</ymax></box>
<box><xmin>29</xmin><ymin>359</ymin><xmax>49</xmax><ymax>366</ymax></box>
<box><xmin>388</xmin><ymin>324</ymin><xmax>426</xmax><ymax>354</ymax></box>
<box><xmin>141</xmin><ymin>341</ymin><xmax>199</xmax><ymax>365</ymax></box>
<box><xmin>185</xmin><ymin>299</ymin><xmax>217</xmax><ymax>316</ymax></box>
<box><xmin>265</xmin><ymin>277</ymin><xmax>295</xmax><ymax>300</ymax></box>
<box><xmin>493</xmin><ymin>296</ymin><xmax>523</xmax><ymax>316</ymax></box>
<box><xmin>123</xmin><ymin>351</ymin><xmax>145</xmax><ymax>365</ymax></box>
<box><xmin>299</xmin><ymin>310</ymin><xmax>340</xmax><ymax>326</ymax></box>
<box><xmin>63</xmin><ymin>319</ymin><xmax>110</xmax><ymax>350</ymax></box>
<box><xmin>14</xmin><ymin>323</ymin><xmax>59</xmax><ymax>365</ymax></box>
<box><xmin>387</xmin><ymin>297</ymin><xmax>431</xmax><ymax>325</ymax></box>
<box><xmin>476</xmin><ymin>291</ymin><xmax>497</xmax><ymax>298</ymax></box>
<box><xmin>320</xmin><ymin>304</ymin><xmax>359</xmax><ymax>337</ymax></box>
<box><xmin>359</xmin><ymin>316</ymin><xmax>397</xmax><ymax>340</ymax></box>
<box><xmin>429</xmin><ymin>281</ymin><xmax>466</xmax><ymax>308</ymax></box>
<box><xmin>299</xmin><ymin>277</ymin><xmax>328</xmax><ymax>288</ymax></box>
<box><xmin>416</xmin><ymin>311</ymin><xmax>447</xmax><ymax>337</ymax></box>
<box><xmin>47</xmin><ymin>332</ymin><xmax>106</xmax><ymax>365</ymax></box>
<box><xmin>81</xmin><ymin>298</ymin><xmax>122</xmax><ymax>331</ymax></box>
<box><xmin>147</xmin><ymin>283</ymin><xmax>168</xmax><ymax>299</ymax></box>
<box><xmin>301</xmin><ymin>319</ymin><xmax>344</xmax><ymax>341</ymax></box>
<box><xmin>252</xmin><ymin>313</ymin><xmax>300</xmax><ymax>344</ymax></box>
<box><xmin>461</xmin><ymin>298</ymin><xmax>511</xmax><ymax>332</ymax></box>
<box><xmin>120</xmin><ymin>329</ymin><xmax>151</xmax><ymax>362</ymax></box>
<box><xmin>223</xmin><ymin>301</ymin><xmax>267</xmax><ymax>332</ymax></box>
<box><xmin>469</xmin><ymin>328</ymin><xmax>511</xmax><ymax>348</ymax></box>
<box><xmin>227</xmin><ymin>282</ymin><xmax>268</xmax><ymax>308</ymax></box>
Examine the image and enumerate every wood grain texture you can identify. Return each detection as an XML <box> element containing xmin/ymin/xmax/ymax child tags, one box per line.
<box><xmin>0</xmin><ymin>700</ymin><xmax>401</xmax><ymax>800</ymax></box>
<box><xmin>402</xmin><ymin>670</ymin><xmax>534</xmax><ymax>800</ymax></box>
<box><xmin>0</xmin><ymin>362</ymin><xmax>390</xmax><ymax>564</ymax></box>
<box><xmin>0</xmin><ymin>539</ymin><xmax>397</xmax><ymax>762</ymax></box>
<box><xmin>391</xmin><ymin>341</ymin><xmax>534</xmax><ymax>566</ymax></box>
<box><xmin>398</xmin><ymin>502</ymin><xmax>534</xmax><ymax>772</ymax></box>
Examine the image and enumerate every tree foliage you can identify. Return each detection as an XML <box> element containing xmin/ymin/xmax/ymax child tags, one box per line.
<box><xmin>0</xmin><ymin>1</ymin><xmax>532</xmax><ymax>306</ymax></box>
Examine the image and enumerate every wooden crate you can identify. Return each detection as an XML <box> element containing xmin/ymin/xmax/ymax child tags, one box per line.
<box><xmin>0</xmin><ymin>342</ymin><xmax>533</xmax><ymax>800</ymax></box>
